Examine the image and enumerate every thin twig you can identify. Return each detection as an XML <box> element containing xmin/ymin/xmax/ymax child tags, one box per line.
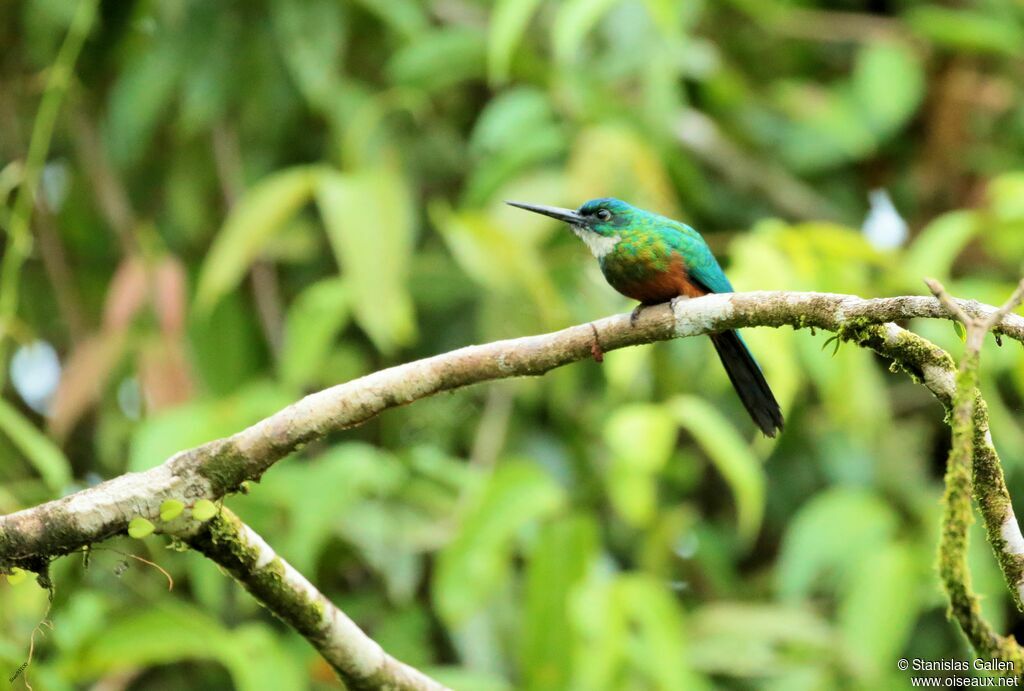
<box><xmin>14</xmin><ymin>586</ymin><xmax>54</xmax><ymax>691</ymax></box>
<box><xmin>926</xmin><ymin>278</ymin><xmax>973</xmax><ymax>326</ymax></box>
<box><xmin>81</xmin><ymin>546</ymin><xmax>175</xmax><ymax>591</ymax></box>
<box><xmin>768</xmin><ymin>8</ymin><xmax>909</xmax><ymax>44</ymax></box>
<box><xmin>984</xmin><ymin>279</ymin><xmax>1024</xmax><ymax>332</ymax></box>
<box><xmin>33</xmin><ymin>199</ymin><xmax>87</xmax><ymax>342</ymax></box>
<box><xmin>0</xmin><ymin>0</ymin><xmax>97</xmax><ymax>388</ymax></box>
<box><xmin>675</xmin><ymin>109</ymin><xmax>843</xmax><ymax>221</ymax></box>
<box><xmin>69</xmin><ymin>109</ymin><xmax>137</xmax><ymax>254</ymax></box>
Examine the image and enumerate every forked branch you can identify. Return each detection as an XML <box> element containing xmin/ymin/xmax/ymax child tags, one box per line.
<box><xmin>928</xmin><ymin>278</ymin><xmax>1024</xmax><ymax>666</ymax></box>
<box><xmin>3</xmin><ymin>288</ymin><xmax>1024</xmax><ymax>683</ymax></box>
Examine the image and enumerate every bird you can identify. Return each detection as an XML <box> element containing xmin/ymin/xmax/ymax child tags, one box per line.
<box><xmin>507</xmin><ymin>197</ymin><xmax>784</xmax><ymax>438</ymax></box>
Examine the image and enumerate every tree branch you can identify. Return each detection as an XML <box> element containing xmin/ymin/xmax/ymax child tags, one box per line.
<box><xmin>184</xmin><ymin>508</ymin><xmax>450</xmax><ymax>691</ymax></box>
<box><xmin>928</xmin><ymin>279</ymin><xmax>1024</xmax><ymax>665</ymax></box>
<box><xmin>2</xmin><ymin>290</ymin><xmax>1024</xmax><ymax>568</ymax></box>
<box><xmin>3</xmin><ymin>289</ymin><xmax>1024</xmax><ymax>679</ymax></box>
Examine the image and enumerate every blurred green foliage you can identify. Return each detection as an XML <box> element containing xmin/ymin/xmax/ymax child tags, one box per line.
<box><xmin>3</xmin><ymin>0</ymin><xmax>1024</xmax><ymax>689</ymax></box>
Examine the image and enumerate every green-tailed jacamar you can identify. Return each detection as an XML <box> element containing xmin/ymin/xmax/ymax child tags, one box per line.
<box><xmin>508</xmin><ymin>197</ymin><xmax>784</xmax><ymax>437</ymax></box>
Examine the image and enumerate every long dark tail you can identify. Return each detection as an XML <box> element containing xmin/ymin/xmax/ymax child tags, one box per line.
<box><xmin>710</xmin><ymin>330</ymin><xmax>784</xmax><ymax>438</ymax></box>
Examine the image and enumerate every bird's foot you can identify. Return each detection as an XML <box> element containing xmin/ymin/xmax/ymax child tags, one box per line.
<box><xmin>588</xmin><ymin>323</ymin><xmax>604</xmax><ymax>363</ymax></box>
<box><xmin>669</xmin><ymin>295</ymin><xmax>690</xmax><ymax>312</ymax></box>
<box><xmin>630</xmin><ymin>304</ymin><xmax>645</xmax><ymax>327</ymax></box>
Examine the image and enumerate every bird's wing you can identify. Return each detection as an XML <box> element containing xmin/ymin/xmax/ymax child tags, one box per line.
<box><xmin>687</xmin><ymin>246</ymin><xmax>734</xmax><ymax>294</ymax></box>
<box><xmin>666</xmin><ymin>224</ymin><xmax>735</xmax><ymax>294</ymax></box>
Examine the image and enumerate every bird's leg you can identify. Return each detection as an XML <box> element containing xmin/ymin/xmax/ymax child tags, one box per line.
<box><xmin>630</xmin><ymin>304</ymin><xmax>646</xmax><ymax>327</ymax></box>
<box><xmin>588</xmin><ymin>323</ymin><xmax>604</xmax><ymax>363</ymax></box>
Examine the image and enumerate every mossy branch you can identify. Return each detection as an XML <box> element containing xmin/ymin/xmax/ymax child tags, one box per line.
<box><xmin>928</xmin><ymin>278</ymin><xmax>1024</xmax><ymax>667</ymax></box>
<box><xmin>185</xmin><ymin>508</ymin><xmax>451</xmax><ymax>691</ymax></box>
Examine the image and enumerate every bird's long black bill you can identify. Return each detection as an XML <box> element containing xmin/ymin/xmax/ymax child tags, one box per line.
<box><xmin>710</xmin><ymin>330</ymin><xmax>784</xmax><ymax>438</ymax></box>
<box><xmin>505</xmin><ymin>201</ymin><xmax>583</xmax><ymax>225</ymax></box>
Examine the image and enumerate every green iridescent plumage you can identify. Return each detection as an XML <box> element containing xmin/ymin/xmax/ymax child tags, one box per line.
<box><xmin>576</xmin><ymin>198</ymin><xmax>733</xmax><ymax>296</ymax></box>
<box><xmin>507</xmin><ymin>197</ymin><xmax>784</xmax><ymax>437</ymax></box>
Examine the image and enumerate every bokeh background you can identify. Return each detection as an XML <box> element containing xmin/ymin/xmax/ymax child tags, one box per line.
<box><xmin>3</xmin><ymin>0</ymin><xmax>1024</xmax><ymax>689</ymax></box>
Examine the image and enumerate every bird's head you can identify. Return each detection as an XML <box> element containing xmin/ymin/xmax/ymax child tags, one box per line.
<box><xmin>506</xmin><ymin>197</ymin><xmax>638</xmax><ymax>238</ymax></box>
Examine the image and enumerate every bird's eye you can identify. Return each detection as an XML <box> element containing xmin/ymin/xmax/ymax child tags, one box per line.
<box><xmin>596</xmin><ymin>209</ymin><xmax>612</xmax><ymax>221</ymax></box>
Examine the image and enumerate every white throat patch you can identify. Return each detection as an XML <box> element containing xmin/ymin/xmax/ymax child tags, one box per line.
<box><xmin>572</xmin><ymin>225</ymin><xmax>621</xmax><ymax>259</ymax></box>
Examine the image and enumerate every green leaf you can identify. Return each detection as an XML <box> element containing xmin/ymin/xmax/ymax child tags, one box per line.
<box><xmin>68</xmin><ymin>602</ymin><xmax>304</xmax><ymax>691</ymax></box>
<box><xmin>195</xmin><ymin>166</ymin><xmax>321</xmax><ymax>312</ymax></box>
<box><xmin>192</xmin><ymin>499</ymin><xmax>218</xmax><ymax>522</ymax></box>
<box><xmin>642</xmin><ymin>0</ymin><xmax>695</xmax><ymax>33</ymax></box>
<box><xmin>615</xmin><ymin>576</ymin><xmax>705</xmax><ymax>690</ymax></box>
<box><xmin>225</xmin><ymin>624</ymin><xmax>307</xmax><ymax>691</ymax></box>
<box><xmin>772</xmin><ymin>84</ymin><xmax>875</xmax><ymax>172</ymax></box>
<box><xmin>902</xmin><ymin>210</ymin><xmax>978</xmax><ymax>285</ymax></box>
<box><xmin>6</xmin><ymin>567</ymin><xmax>28</xmax><ymax>586</ymax></box>
<box><xmin>177</xmin><ymin>13</ymin><xmax>235</xmax><ymax>134</ymax></box>
<box><xmin>839</xmin><ymin>542</ymin><xmax>923</xmax><ymax>679</ymax></box>
<box><xmin>430</xmin><ymin>203</ymin><xmax>567</xmax><ymax>328</ymax></box>
<box><xmin>427</xmin><ymin>669</ymin><xmax>514</xmax><ymax>691</ymax></box>
<box><xmin>350</xmin><ymin>0</ymin><xmax>427</xmax><ymax>37</ymax></box>
<box><xmin>253</xmin><ymin>443</ymin><xmax>428</xmax><ymax>585</ymax></box>
<box><xmin>488</xmin><ymin>0</ymin><xmax>544</xmax><ymax>84</ymax></box>
<box><xmin>0</xmin><ymin>397</ymin><xmax>71</xmax><ymax>493</ymax></box>
<box><xmin>567</xmin><ymin>125</ymin><xmax>679</xmax><ymax>214</ymax></box>
<box><xmin>953</xmin><ymin>320</ymin><xmax>967</xmax><ymax>342</ymax></box>
<box><xmin>982</xmin><ymin>173</ymin><xmax>1024</xmax><ymax>258</ymax></box>
<box><xmin>776</xmin><ymin>488</ymin><xmax>899</xmax><ymax>600</ymax></box>
<box><xmin>159</xmin><ymin>499</ymin><xmax>184</xmax><ymax>522</ymax></box>
<box><xmin>552</xmin><ymin>0</ymin><xmax>621</xmax><ymax>64</ymax></box>
<box><xmin>689</xmin><ymin>602</ymin><xmax>834</xmax><ymax>677</ymax></box>
<box><xmin>989</xmin><ymin>172</ymin><xmax>1024</xmax><ymax>224</ymax></box>
<box><xmin>669</xmin><ymin>396</ymin><xmax>766</xmax><ymax>545</ymax></box>
<box><xmin>128</xmin><ymin>517</ymin><xmax>155</xmax><ymax>539</ymax></box>
<box><xmin>387</xmin><ymin>28</ymin><xmax>486</xmax><ymax>90</ymax></box>
<box><xmin>316</xmin><ymin>166</ymin><xmax>417</xmax><ymax>353</ymax></box>
<box><xmin>570</xmin><ymin>578</ymin><xmax>626</xmax><ymax>689</ymax></box>
<box><xmin>522</xmin><ymin>515</ymin><xmax>598</xmax><ymax>690</ymax></box>
<box><xmin>603</xmin><ymin>404</ymin><xmax>677</xmax><ymax>526</ymax></box>
<box><xmin>106</xmin><ymin>33</ymin><xmax>182</xmax><ymax>166</ymax></box>
<box><xmin>188</xmin><ymin>292</ymin><xmax>266</xmax><ymax>396</ymax></box>
<box><xmin>280</xmin><ymin>277</ymin><xmax>350</xmax><ymax>389</ymax></box>
<box><xmin>70</xmin><ymin>604</ymin><xmax>224</xmax><ymax>675</ymax></box>
<box><xmin>814</xmin><ymin>341</ymin><xmax>890</xmax><ymax>438</ymax></box>
<box><xmin>470</xmin><ymin>88</ymin><xmax>559</xmax><ymax>157</ymax></box>
<box><xmin>464</xmin><ymin>89</ymin><xmax>565</xmax><ymax>204</ymax></box>
<box><xmin>270</xmin><ymin>0</ymin><xmax>345</xmax><ymax>110</ymax></box>
<box><xmin>434</xmin><ymin>461</ymin><xmax>564</xmax><ymax>624</ymax></box>
<box><xmin>852</xmin><ymin>41</ymin><xmax>923</xmax><ymax>137</ymax></box>
<box><xmin>129</xmin><ymin>382</ymin><xmax>293</xmax><ymax>472</ymax></box>
<box><xmin>571</xmin><ymin>574</ymin><xmax>704</xmax><ymax>690</ymax></box>
<box><xmin>907</xmin><ymin>6</ymin><xmax>1024</xmax><ymax>56</ymax></box>
<box><xmin>604</xmin><ymin>404</ymin><xmax>677</xmax><ymax>472</ymax></box>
